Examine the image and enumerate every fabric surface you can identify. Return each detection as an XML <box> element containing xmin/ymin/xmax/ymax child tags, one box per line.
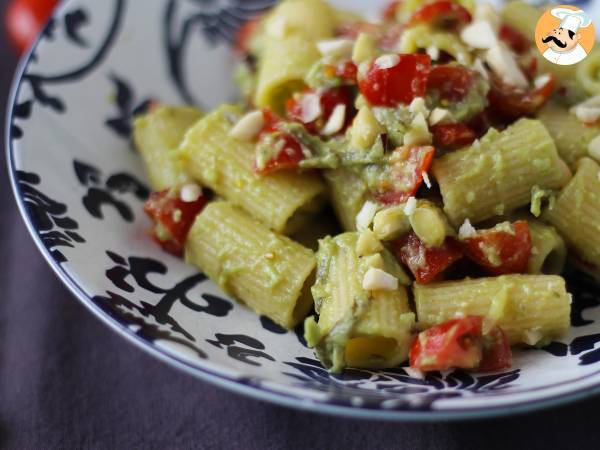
<box><xmin>1</xmin><ymin>2</ymin><xmax>600</xmax><ymax>449</ymax></box>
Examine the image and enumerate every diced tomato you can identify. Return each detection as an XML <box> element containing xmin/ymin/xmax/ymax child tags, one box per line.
<box><xmin>234</xmin><ymin>16</ymin><xmax>262</xmax><ymax>55</ymax></box>
<box><xmin>382</xmin><ymin>1</ymin><xmax>402</xmax><ymax>21</ymax></box>
<box><xmin>375</xmin><ymin>146</ymin><xmax>435</xmax><ymax>205</ymax></box>
<box><xmin>410</xmin><ymin>316</ymin><xmax>512</xmax><ymax>372</ymax></box>
<box><xmin>408</xmin><ymin>0</ymin><xmax>472</xmax><ymax>30</ymax></box>
<box><xmin>431</xmin><ymin>123</ymin><xmax>476</xmax><ymax>150</ymax></box>
<box><xmin>460</xmin><ymin>220</ymin><xmax>532</xmax><ymax>275</ymax></box>
<box><xmin>410</xmin><ymin>316</ymin><xmax>483</xmax><ymax>371</ymax></box>
<box><xmin>479</xmin><ymin>326</ymin><xmax>512</xmax><ymax>372</ymax></box>
<box><xmin>358</xmin><ymin>54</ymin><xmax>431</xmax><ymax>107</ymax></box>
<box><xmin>427</xmin><ymin>65</ymin><xmax>478</xmax><ymax>102</ymax></box>
<box><xmin>499</xmin><ymin>23</ymin><xmax>530</xmax><ymax>55</ymax></box>
<box><xmin>5</xmin><ymin>0</ymin><xmax>59</xmax><ymax>54</ymax></box>
<box><xmin>394</xmin><ymin>233</ymin><xmax>463</xmax><ymax>284</ymax></box>
<box><xmin>336</xmin><ymin>61</ymin><xmax>358</xmax><ymax>83</ymax></box>
<box><xmin>286</xmin><ymin>87</ymin><xmax>356</xmax><ymax>135</ymax></box>
<box><xmin>144</xmin><ymin>188</ymin><xmax>208</xmax><ymax>256</ymax></box>
<box><xmin>254</xmin><ymin>132</ymin><xmax>305</xmax><ymax>175</ymax></box>
<box><xmin>488</xmin><ymin>74</ymin><xmax>555</xmax><ymax>120</ymax></box>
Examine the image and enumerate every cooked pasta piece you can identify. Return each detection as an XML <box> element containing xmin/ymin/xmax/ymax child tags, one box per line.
<box><xmin>305</xmin><ymin>232</ymin><xmax>414</xmax><ymax>372</ymax></box>
<box><xmin>399</xmin><ymin>25</ymin><xmax>472</xmax><ymax>66</ymax></box>
<box><xmin>185</xmin><ymin>201</ymin><xmax>316</xmax><ymax>328</ymax></box>
<box><xmin>254</xmin><ymin>35</ymin><xmax>322</xmax><ymax>112</ymax></box>
<box><xmin>179</xmin><ymin>104</ymin><xmax>326</xmax><ymax>234</ymax></box>
<box><xmin>538</xmin><ymin>105</ymin><xmax>600</xmax><ymax>169</ymax></box>
<box><xmin>432</xmin><ymin>119</ymin><xmax>569</xmax><ymax>226</ymax></box>
<box><xmin>526</xmin><ymin>221</ymin><xmax>567</xmax><ymax>275</ymax></box>
<box><xmin>262</xmin><ymin>0</ymin><xmax>336</xmax><ymax>42</ymax></box>
<box><xmin>414</xmin><ymin>275</ymin><xmax>571</xmax><ymax>346</ymax></box>
<box><xmin>545</xmin><ymin>158</ymin><xmax>600</xmax><ymax>270</ymax></box>
<box><xmin>133</xmin><ymin>106</ymin><xmax>203</xmax><ymax>190</ymax></box>
<box><xmin>576</xmin><ymin>49</ymin><xmax>600</xmax><ymax>97</ymax></box>
<box><xmin>324</xmin><ymin>168</ymin><xmax>370</xmax><ymax>232</ymax></box>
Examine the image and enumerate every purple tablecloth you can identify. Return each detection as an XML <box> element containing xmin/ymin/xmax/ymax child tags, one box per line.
<box><xmin>1</xmin><ymin>2</ymin><xmax>600</xmax><ymax>448</ymax></box>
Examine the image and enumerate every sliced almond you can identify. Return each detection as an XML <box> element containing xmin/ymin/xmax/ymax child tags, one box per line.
<box><xmin>429</xmin><ymin>108</ymin><xmax>450</xmax><ymax>126</ymax></box>
<box><xmin>321</xmin><ymin>104</ymin><xmax>346</xmax><ymax>136</ymax></box>
<box><xmin>362</xmin><ymin>268</ymin><xmax>398</xmax><ymax>291</ymax></box>
<box><xmin>485</xmin><ymin>43</ymin><xmax>529</xmax><ymax>89</ymax></box>
<box><xmin>316</xmin><ymin>38</ymin><xmax>354</xmax><ymax>58</ymax></box>
<box><xmin>460</xmin><ymin>20</ymin><xmax>498</xmax><ymax>49</ymax></box>
<box><xmin>375</xmin><ymin>54</ymin><xmax>400</xmax><ymax>69</ymax></box>
<box><xmin>229</xmin><ymin>110</ymin><xmax>265</xmax><ymax>141</ymax></box>
<box><xmin>180</xmin><ymin>183</ymin><xmax>203</xmax><ymax>203</ymax></box>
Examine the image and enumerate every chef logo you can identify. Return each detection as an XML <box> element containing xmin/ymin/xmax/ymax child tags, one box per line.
<box><xmin>535</xmin><ymin>5</ymin><xmax>595</xmax><ymax>66</ymax></box>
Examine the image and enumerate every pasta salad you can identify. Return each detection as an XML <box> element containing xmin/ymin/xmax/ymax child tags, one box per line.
<box><xmin>134</xmin><ymin>0</ymin><xmax>600</xmax><ymax>374</ymax></box>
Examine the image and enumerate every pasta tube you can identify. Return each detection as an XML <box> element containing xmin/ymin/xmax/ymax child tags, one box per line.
<box><xmin>324</xmin><ymin>168</ymin><xmax>369</xmax><ymax>232</ymax></box>
<box><xmin>179</xmin><ymin>105</ymin><xmax>326</xmax><ymax>234</ymax></box>
<box><xmin>254</xmin><ymin>35</ymin><xmax>321</xmax><ymax>112</ymax></box>
<box><xmin>185</xmin><ymin>201</ymin><xmax>315</xmax><ymax>329</ymax></box>
<box><xmin>538</xmin><ymin>105</ymin><xmax>600</xmax><ymax>170</ymax></box>
<box><xmin>133</xmin><ymin>106</ymin><xmax>203</xmax><ymax>190</ymax></box>
<box><xmin>432</xmin><ymin>119</ymin><xmax>569</xmax><ymax>226</ymax></box>
<box><xmin>305</xmin><ymin>232</ymin><xmax>414</xmax><ymax>372</ymax></box>
<box><xmin>526</xmin><ymin>221</ymin><xmax>567</xmax><ymax>275</ymax></box>
<box><xmin>545</xmin><ymin>158</ymin><xmax>600</xmax><ymax>270</ymax></box>
<box><xmin>414</xmin><ymin>275</ymin><xmax>571</xmax><ymax>346</ymax></box>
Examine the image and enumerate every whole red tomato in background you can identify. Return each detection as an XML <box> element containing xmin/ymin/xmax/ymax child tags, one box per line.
<box><xmin>5</xmin><ymin>0</ymin><xmax>59</xmax><ymax>54</ymax></box>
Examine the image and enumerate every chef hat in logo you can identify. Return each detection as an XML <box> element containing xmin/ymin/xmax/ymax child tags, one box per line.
<box><xmin>551</xmin><ymin>8</ymin><xmax>592</xmax><ymax>34</ymax></box>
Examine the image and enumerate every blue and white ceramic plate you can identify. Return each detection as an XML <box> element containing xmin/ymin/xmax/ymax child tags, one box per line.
<box><xmin>6</xmin><ymin>0</ymin><xmax>600</xmax><ymax>421</ymax></box>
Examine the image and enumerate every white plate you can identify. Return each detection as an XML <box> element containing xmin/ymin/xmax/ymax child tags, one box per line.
<box><xmin>6</xmin><ymin>0</ymin><xmax>600</xmax><ymax>421</ymax></box>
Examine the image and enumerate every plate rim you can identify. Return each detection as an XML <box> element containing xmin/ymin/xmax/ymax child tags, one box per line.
<box><xmin>5</xmin><ymin>0</ymin><xmax>600</xmax><ymax>422</ymax></box>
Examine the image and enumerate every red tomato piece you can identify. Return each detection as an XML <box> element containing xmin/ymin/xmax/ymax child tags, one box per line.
<box><xmin>499</xmin><ymin>23</ymin><xmax>530</xmax><ymax>55</ymax></box>
<box><xmin>427</xmin><ymin>65</ymin><xmax>478</xmax><ymax>102</ymax></box>
<box><xmin>336</xmin><ymin>21</ymin><xmax>403</xmax><ymax>51</ymax></box>
<box><xmin>335</xmin><ymin>61</ymin><xmax>358</xmax><ymax>84</ymax></box>
<box><xmin>488</xmin><ymin>74</ymin><xmax>555</xmax><ymax>120</ymax></box>
<box><xmin>285</xmin><ymin>87</ymin><xmax>356</xmax><ymax>135</ymax></box>
<box><xmin>254</xmin><ymin>133</ymin><xmax>305</xmax><ymax>175</ymax></box>
<box><xmin>6</xmin><ymin>0</ymin><xmax>59</xmax><ymax>54</ymax></box>
<box><xmin>479</xmin><ymin>326</ymin><xmax>512</xmax><ymax>372</ymax></box>
<box><xmin>382</xmin><ymin>1</ymin><xmax>402</xmax><ymax>21</ymax></box>
<box><xmin>375</xmin><ymin>146</ymin><xmax>435</xmax><ymax>205</ymax></box>
<box><xmin>409</xmin><ymin>316</ymin><xmax>483</xmax><ymax>372</ymax></box>
<box><xmin>461</xmin><ymin>220</ymin><xmax>532</xmax><ymax>275</ymax></box>
<box><xmin>394</xmin><ymin>233</ymin><xmax>463</xmax><ymax>284</ymax></box>
<box><xmin>409</xmin><ymin>0</ymin><xmax>472</xmax><ymax>30</ymax></box>
<box><xmin>144</xmin><ymin>188</ymin><xmax>208</xmax><ymax>256</ymax></box>
<box><xmin>358</xmin><ymin>54</ymin><xmax>431</xmax><ymax>107</ymax></box>
<box><xmin>234</xmin><ymin>16</ymin><xmax>262</xmax><ymax>56</ymax></box>
<box><xmin>410</xmin><ymin>316</ymin><xmax>513</xmax><ymax>372</ymax></box>
<box><xmin>430</xmin><ymin>123</ymin><xmax>476</xmax><ymax>150</ymax></box>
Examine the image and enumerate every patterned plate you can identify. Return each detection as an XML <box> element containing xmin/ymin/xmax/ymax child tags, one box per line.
<box><xmin>6</xmin><ymin>0</ymin><xmax>600</xmax><ymax>421</ymax></box>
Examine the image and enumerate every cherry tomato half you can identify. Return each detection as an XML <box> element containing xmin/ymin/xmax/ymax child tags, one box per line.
<box><xmin>5</xmin><ymin>0</ymin><xmax>59</xmax><ymax>54</ymax></box>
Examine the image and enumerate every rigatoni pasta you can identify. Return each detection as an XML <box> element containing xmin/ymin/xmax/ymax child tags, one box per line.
<box><xmin>179</xmin><ymin>104</ymin><xmax>326</xmax><ymax>234</ymax></box>
<box><xmin>545</xmin><ymin>158</ymin><xmax>600</xmax><ymax>270</ymax></box>
<box><xmin>185</xmin><ymin>201</ymin><xmax>316</xmax><ymax>328</ymax></box>
<box><xmin>432</xmin><ymin>119</ymin><xmax>569</xmax><ymax>226</ymax></box>
<box><xmin>414</xmin><ymin>275</ymin><xmax>571</xmax><ymax>346</ymax></box>
<box><xmin>133</xmin><ymin>106</ymin><xmax>203</xmax><ymax>190</ymax></box>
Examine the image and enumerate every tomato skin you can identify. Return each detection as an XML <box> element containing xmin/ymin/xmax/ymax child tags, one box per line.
<box><xmin>408</xmin><ymin>0</ymin><xmax>472</xmax><ymax>30</ymax></box>
<box><xmin>430</xmin><ymin>123</ymin><xmax>476</xmax><ymax>150</ymax></box>
<box><xmin>410</xmin><ymin>316</ymin><xmax>483</xmax><ymax>372</ymax></box>
<box><xmin>461</xmin><ymin>220</ymin><xmax>532</xmax><ymax>275</ymax></box>
<box><xmin>427</xmin><ymin>65</ymin><xmax>478</xmax><ymax>102</ymax></box>
<box><xmin>285</xmin><ymin>87</ymin><xmax>356</xmax><ymax>135</ymax></box>
<box><xmin>488</xmin><ymin>74</ymin><xmax>555</xmax><ymax>120</ymax></box>
<box><xmin>358</xmin><ymin>54</ymin><xmax>431</xmax><ymax>107</ymax></box>
<box><xmin>234</xmin><ymin>16</ymin><xmax>262</xmax><ymax>56</ymax></box>
<box><xmin>144</xmin><ymin>189</ymin><xmax>208</xmax><ymax>256</ymax></box>
<box><xmin>499</xmin><ymin>23</ymin><xmax>530</xmax><ymax>55</ymax></box>
<box><xmin>382</xmin><ymin>1</ymin><xmax>402</xmax><ymax>21</ymax></box>
<box><xmin>254</xmin><ymin>133</ymin><xmax>305</xmax><ymax>175</ymax></box>
<box><xmin>5</xmin><ymin>0</ymin><xmax>59</xmax><ymax>54</ymax></box>
<box><xmin>479</xmin><ymin>326</ymin><xmax>512</xmax><ymax>372</ymax></box>
<box><xmin>410</xmin><ymin>316</ymin><xmax>513</xmax><ymax>372</ymax></box>
<box><xmin>394</xmin><ymin>233</ymin><xmax>463</xmax><ymax>284</ymax></box>
<box><xmin>375</xmin><ymin>145</ymin><xmax>435</xmax><ymax>205</ymax></box>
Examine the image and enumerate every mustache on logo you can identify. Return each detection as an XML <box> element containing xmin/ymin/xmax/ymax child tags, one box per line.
<box><xmin>542</xmin><ymin>35</ymin><xmax>567</xmax><ymax>48</ymax></box>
